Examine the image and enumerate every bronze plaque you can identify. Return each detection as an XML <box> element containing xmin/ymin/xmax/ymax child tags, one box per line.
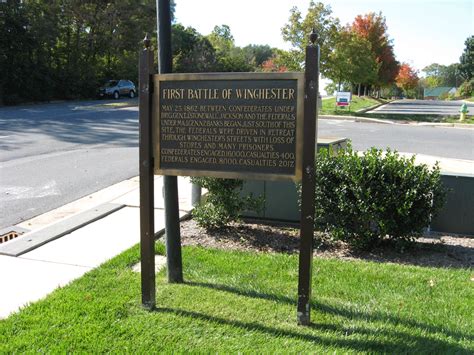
<box><xmin>153</xmin><ymin>73</ymin><xmax>304</xmax><ymax>181</ymax></box>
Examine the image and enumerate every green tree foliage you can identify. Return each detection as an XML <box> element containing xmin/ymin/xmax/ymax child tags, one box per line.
<box><xmin>0</xmin><ymin>1</ymin><xmax>267</xmax><ymax>104</ymax></box>
<box><xmin>206</xmin><ymin>25</ymin><xmax>253</xmax><ymax>72</ymax></box>
<box><xmin>0</xmin><ymin>1</ymin><xmax>36</xmax><ymax>104</ymax></box>
<box><xmin>172</xmin><ymin>24</ymin><xmax>218</xmax><ymax>73</ymax></box>
<box><xmin>207</xmin><ymin>24</ymin><xmax>234</xmax><ymax>54</ymax></box>
<box><xmin>324</xmin><ymin>81</ymin><xmax>337</xmax><ymax>96</ymax></box>
<box><xmin>280</xmin><ymin>1</ymin><xmax>340</xmax><ymax>73</ymax></box>
<box><xmin>459</xmin><ymin>35</ymin><xmax>473</xmax><ymax>81</ymax></box>
<box><xmin>443</xmin><ymin>64</ymin><xmax>463</xmax><ymax>87</ymax></box>
<box><xmin>280</xmin><ymin>4</ymin><xmax>399</xmax><ymax>96</ymax></box>
<box><xmin>422</xmin><ymin>63</ymin><xmax>463</xmax><ymax>88</ymax></box>
<box><xmin>0</xmin><ymin>0</ymin><xmax>156</xmax><ymax>104</ymax></box>
<box><xmin>325</xmin><ymin>29</ymin><xmax>378</xmax><ymax>91</ymax></box>
<box><xmin>242</xmin><ymin>44</ymin><xmax>274</xmax><ymax>67</ymax></box>
<box><xmin>273</xmin><ymin>50</ymin><xmax>305</xmax><ymax>72</ymax></box>
<box><xmin>457</xmin><ymin>78</ymin><xmax>474</xmax><ymax>97</ymax></box>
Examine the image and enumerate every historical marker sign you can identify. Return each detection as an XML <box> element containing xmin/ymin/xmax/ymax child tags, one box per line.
<box><xmin>153</xmin><ymin>73</ymin><xmax>304</xmax><ymax>181</ymax></box>
<box><xmin>140</xmin><ymin>23</ymin><xmax>319</xmax><ymax>325</ymax></box>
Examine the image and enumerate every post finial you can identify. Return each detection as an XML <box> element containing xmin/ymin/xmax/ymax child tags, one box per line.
<box><xmin>143</xmin><ymin>33</ymin><xmax>151</xmax><ymax>49</ymax></box>
<box><xmin>309</xmin><ymin>28</ymin><xmax>318</xmax><ymax>45</ymax></box>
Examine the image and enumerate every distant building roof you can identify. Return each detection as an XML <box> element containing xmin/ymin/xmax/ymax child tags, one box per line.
<box><xmin>424</xmin><ymin>87</ymin><xmax>456</xmax><ymax>97</ymax></box>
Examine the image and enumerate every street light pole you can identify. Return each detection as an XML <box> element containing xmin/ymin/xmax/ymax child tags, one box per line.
<box><xmin>156</xmin><ymin>0</ymin><xmax>183</xmax><ymax>283</ymax></box>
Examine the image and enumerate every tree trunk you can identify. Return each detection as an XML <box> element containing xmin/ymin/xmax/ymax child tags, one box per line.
<box><xmin>358</xmin><ymin>84</ymin><xmax>361</xmax><ymax>97</ymax></box>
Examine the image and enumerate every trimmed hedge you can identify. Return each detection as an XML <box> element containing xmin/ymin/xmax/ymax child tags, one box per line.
<box><xmin>310</xmin><ymin>146</ymin><xmax>446</xmax><ymax>250</ymax></box>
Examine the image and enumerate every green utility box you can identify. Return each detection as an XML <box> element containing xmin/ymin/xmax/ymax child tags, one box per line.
<box><xmin>241</xmin><ymin>137</ymin><xmax>348</xmax><ymax>221</ymax></box>
<box><xmin>430</xmin><ymin>173</ymin><xmax>474</xmax><ymax>235</ymax></box>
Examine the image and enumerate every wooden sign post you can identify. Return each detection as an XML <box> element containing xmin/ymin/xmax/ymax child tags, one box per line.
<box><xmin>139</xmin><ymin>34</ymin><xmax>156</xmax><ymax>310</ymax></box>
<box><xmin>297</xmin><ymin>31</ymin><xmax>319</xmax><ymax>325</ymax></box>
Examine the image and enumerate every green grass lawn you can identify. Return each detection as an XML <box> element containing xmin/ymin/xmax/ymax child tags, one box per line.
<box><xmin>443</xmin><ymin>115</ymin><xmax>474</xmax><ymax>124</ymax></box>
<box><xmin>320</xmin><ymin>96</ymin><xmax>474</xmax><ymax>124</ymax></box>
<box><xmin>321</xmin><ymin>96</ymin><xmax>384</xmax><ymax>116</ymax></box>
<box><xmin>1</xmin><ymin>243</ymin><xmax>472</xmax><ymax>353</ymax></box>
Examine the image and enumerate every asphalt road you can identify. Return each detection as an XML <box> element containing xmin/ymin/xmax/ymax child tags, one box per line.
<box><xmin>0</xmin><ymin>99</ymin><xmax>473</xmax><ymax>229</ymax></box>
<box><xmin>0</xmin><ymin>100</ymin><xmax>139</xmax><ymax>229</ymax></box>
<box><xmin>368</xmin><ymin>99</ymin><xmax>474</xmax><ymax>115</ymax></box>
<box><xmin>319</xmin><ymin>119</ymin><xmax>473</xmax><ymax>160</ymax></box>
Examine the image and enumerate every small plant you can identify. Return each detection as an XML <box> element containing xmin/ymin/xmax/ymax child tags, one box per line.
<box><xmin>457</xmin><ymin>78</ymin><xmax>474</xmax><ymax>98</ymax></box>
<box><xmin>308</xmin><ymin>145</ymin><xmax>446</xmax><ymax>250</ymax></box>
<box><xmin>439</xmin><ymin>92</ymin><xmax>449</xmax><ymax>100</ymax></box>
<box><xmin>191</xmin><ymin>177</ymin><xmax>263</xmax><ymax>230</ymax></box>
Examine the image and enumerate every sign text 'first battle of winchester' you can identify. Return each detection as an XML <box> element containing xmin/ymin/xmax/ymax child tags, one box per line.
<box><xmin>156</xmin><ymin>76</ymin><xmax>302</xmax><ymax>180</ymax></box>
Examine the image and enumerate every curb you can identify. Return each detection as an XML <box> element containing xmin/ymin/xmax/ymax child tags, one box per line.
<box><xmin>2</xmin><ymin>175</ymin><xmax>197</xmax><ymax>257</ymax></box>
<box><xmin>320</xmin><ymin>115</ymin><xmax>394</xmax><ymax>124</ymax></box>
<box><xmin>17</xmin><ymin>177</ymin><xmax>140</xmax><ymax>231</ymax></box>
<box><xmin>0</xmin><ymin>204</ymin><xmax>125</xmax><ymax>257</ymax></box>
<box><xmin>320</xmin><ymin>114</ymin><xmax>474</xmax><ymax>128</ymax></box>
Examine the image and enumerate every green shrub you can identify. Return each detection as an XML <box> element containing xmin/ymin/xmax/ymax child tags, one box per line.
<box><xmin>457</xmin><ymin>79</ymin><xmax>474</xmax><ymax>97</ymax></box>
<box><xmin>447</xmin><ymin>92</ymin><xmax>457</xmax><ymax>101</ymax></box>
<box><xmin>190</xmin><ymin>177</ymin><xmax>263</xmax><ymax>230</ymax></box>
<box><xmin>439</xmin><ymin>92</ymin><xmax>449</xmax><ymax>100</ymax></box>
<box><xmin>310</xmin><ymin>146</ymin><xmax>446</xmax><ymax>250</ymax></box>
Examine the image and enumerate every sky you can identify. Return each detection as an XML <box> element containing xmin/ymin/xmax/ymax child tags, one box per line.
<box><xmin>174</xmin><ymin>0</ymin><xmax>473</xmax><ymax>75</ymax></box>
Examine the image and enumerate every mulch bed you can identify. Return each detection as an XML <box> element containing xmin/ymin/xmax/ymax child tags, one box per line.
<box><xmin>180</xmin><ymin>218</ymin><xmax>473</xmax><ymax>269</ymax></box>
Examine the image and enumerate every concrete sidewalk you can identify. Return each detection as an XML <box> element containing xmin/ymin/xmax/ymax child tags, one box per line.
<box><xmin>399</xmin><ymin>154</ymin><xmax>473</xmax><ymax>175</ymax></box>
<box><xmin>0</xmin><ymin>176</ymin><xmax>194</xmax><ymax>319</ymax></box>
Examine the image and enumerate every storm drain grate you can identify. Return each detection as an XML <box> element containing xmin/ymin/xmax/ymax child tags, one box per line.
<box><xmin>0</xmin><ymin>231</ymin><xmax>23</xmax><ymax>244</ymax></box>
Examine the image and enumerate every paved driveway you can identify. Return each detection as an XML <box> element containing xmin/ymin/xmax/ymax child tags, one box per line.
<box><xmin>369</xmin><ymin>99</ymin><xmax>474</xmax><ymax>115</ymax></box>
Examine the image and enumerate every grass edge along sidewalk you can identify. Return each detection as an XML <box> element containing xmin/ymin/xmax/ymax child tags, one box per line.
<box><xmin>0</xmin><ymin>242</ymin><xmax>472</xmax><ymax>353</ymax></box>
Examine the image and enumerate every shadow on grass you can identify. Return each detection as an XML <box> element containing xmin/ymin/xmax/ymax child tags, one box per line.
<box><xmin>0</xmin><ymin>100</ymin><xmax>139</xmax><ymax>152</ymax></box>
<box><xmin>182</xmin><ymin>281</ymin><xmax>472</xmax><ymax>350</ymax></box>
<box><xmin>154</xmin><ymin>306</ymin><xmax>393</xmax><ymax>352</ymax></box>
<box><xmin>154</xmin><ymin>303</ymin><xmax>471</xmax><ymax>353</ymax></box>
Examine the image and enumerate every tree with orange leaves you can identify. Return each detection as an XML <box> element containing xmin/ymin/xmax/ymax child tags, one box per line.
<box><xmin>396</xmin><ymin>63</ymin><xmax>419</xmax><ymax>98</ymax></box>
<box><xmin>352</xmin><ymin>12</ymin><xmax>399</xmax><ymax>91</ymax></box>
<box><xmin>259</xmin><ymin>57</ymin><xmax>288</xmax><ymax>73</ymax></box>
